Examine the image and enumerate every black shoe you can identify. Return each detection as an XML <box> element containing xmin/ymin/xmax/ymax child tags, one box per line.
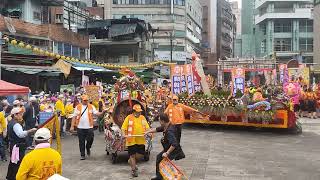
<box><xmin>80</xmin><ymin>156</ymin><xmax>86</xmax><ymax>160</ymax></box>
<box><xmin>87</xmin><ymin>149</ymin><xmax>91</xmax><ymax>156</ymax></box>
<box><xmin>1</xmin><ymin>159</ymin><xmax>7</xmax><ymax>162</ymax></box>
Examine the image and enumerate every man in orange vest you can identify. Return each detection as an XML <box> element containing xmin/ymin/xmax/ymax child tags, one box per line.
<box><xmin>164</xmin><ymin>95</ymin><xmax>198</xmax><ymax>143</ymax></box>
<box><xmin>121</xmin><ymin>104</ymin><xmax>150</xmax><ymax>178</ymax></box>
<box><xmin>70</xmin><ymin>95</ymin><xmax>105</xmax><ymax>160</ymax></box>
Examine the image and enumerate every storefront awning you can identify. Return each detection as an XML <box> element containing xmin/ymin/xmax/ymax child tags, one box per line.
<box><xmin>2</xmin><ymin>64</ymin><xmax>61</xmax><ymax>76</ymax></box>
<box><xmin>70</xmin><ymin>62</ymin><xmax>112</xmax><ymax>72</ymax></box>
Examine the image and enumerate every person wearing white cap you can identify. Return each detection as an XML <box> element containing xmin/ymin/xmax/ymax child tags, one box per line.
<box><xmin>16</xmin><ymin>128</ymin><xmax>62</xmax><ymax>180</ymax></box>
<box><xmin>6</xmin><ymin>107</ymin><xmax>37</xmax><ymax>180</ymax></box>
<box><xmin>23</xmin><ymin>97</ymin><xmax>40</xmax><ymax>148</ymax></box>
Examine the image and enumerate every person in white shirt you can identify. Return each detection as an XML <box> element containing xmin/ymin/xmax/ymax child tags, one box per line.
<box><xmin>6</xmin><ymin>107</ymin><xmax>37</xmax><ymax>180</ymax></box>
<box><xmin>70</xmin><ymin>95</ymin><xmax>105</xmax><ymax>160</ymax></box>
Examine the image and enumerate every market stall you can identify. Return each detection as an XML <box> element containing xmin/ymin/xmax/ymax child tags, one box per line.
<box><xmin>0</xmin><ymin>80</ymin><xmax>30</xmax><ymax>96</ymax></box>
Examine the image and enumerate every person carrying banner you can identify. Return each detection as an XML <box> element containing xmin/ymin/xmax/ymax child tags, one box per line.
<box><xmin>121</xmin><ymin>104</ymin><xmax>150</xmax><ymax>178</ymax></box>
<box><xmin>145</xmin><ymin>113</ymin><xmax>185</xmax><ymax>180</ymax></box>
<box><xmin>6</xmin><ymin>107</ymin><xmax>37</xmax><ymax>180</ymax></box>
<box><xmin>164</xmin><ymin>95</ymin><xmax>198</xmax><ymax>143</ymax></box>
<box><xmin>16</xmin><ymin>128</ymin><xmax>62</xmax><ymax>180</ymax></box>
<box><xmin>70</xmin><ymin>95</ymin><xmax>105</xmax><ymax>160</ymax></box>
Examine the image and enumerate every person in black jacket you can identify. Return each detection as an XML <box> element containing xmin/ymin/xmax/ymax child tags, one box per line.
<box><xmin>145</xmin><ymin>113</ymin><xmax>185</xmax><ymax>180</ymax></box>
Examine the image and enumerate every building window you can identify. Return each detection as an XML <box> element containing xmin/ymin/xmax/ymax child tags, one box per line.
<box><xmin>33</xmin><ymin>12</ymin><xmax>41</xmax><ymax>21</ymax></box>
<box><xmin>55</xmin><ymin>14</ymin><xmax>63</xmax><ymax>23</ymax></box>
<box><xmin>299</xmin><ymin>20</ymin><xmax>313</xmax><ymax>32</ymax></box>
<box><xmin>299</xmin><ymin>38</ymin><xmax>313</xmax><ymax>52</ymax></box>
<box><xmin>64</xmin><ymin>44</ymin><xmax>72</xmax><ymax>56</ymax></box>
<box><xmin>57</xmin><ymin>42</ymin><xmax>64</xmax><ymax>55</ymax></box>
<box><xmin>274</xmin><ymin>21</ymin><xmax>292</xmax><ymax>33</ymax></box>
<box><xmin>274</xmin><ymin>38</ymin><xmax>292</xmax><ymax>52</ymax></box>
<box><xmin>72</xmin><ymin>46</ymin><xmax>80</xmax><ymax>58</ymax></box>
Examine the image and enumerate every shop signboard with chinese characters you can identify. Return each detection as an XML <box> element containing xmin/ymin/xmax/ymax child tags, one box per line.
<box><xmin>231</xmin><ymin>68</ymin><xmax>245</xmax><ymax>96</ymax></box>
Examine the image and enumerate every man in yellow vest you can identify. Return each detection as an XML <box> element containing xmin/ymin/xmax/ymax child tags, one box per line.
<box><xmin>164</xmin><ymin>95</ymin><xmax>198</xmax><ymax>143</ymax></box>
<box><xmin>16</xmin><ymin>128</ymin><xmax>62</xmax><ymax>180</ymax></box>
<box><xmin>70</xmin><ymin>95</ymin><xmax>105</xmax><ymax>160</ymax></box>
<box><xmin>121</xmin><ymin>104</ymin><xmax>150</xmax><ymax>177</ymax></box>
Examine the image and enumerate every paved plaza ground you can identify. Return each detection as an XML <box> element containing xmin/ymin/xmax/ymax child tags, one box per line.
<box><xmin>1</xmin><ymin>118</ymin><xmax>320</xmax><ymax>180</ymax></box>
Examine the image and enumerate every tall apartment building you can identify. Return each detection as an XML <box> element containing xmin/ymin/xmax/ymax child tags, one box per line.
<box><xmin>200</xmin><ymin>0</ymin><xmax>236</xmax><ymax>73</ymax></box>
<box><xmin>243</xmin><ymin>0</ymin><xmax>313</xmax><ymax>63</ymax></box>
<box><xmin>231</xmin><ymin>1</ymin><xmax>241</xmax><ymax>36</ymax></box>
<box><xmin>104</xmin><ymin>0</ymin><xmax>203</xmax><ymax>63</ymax></box>
<box><xmin>314</xmin><ymin>0</ymin><xmax>320</xmax><ymax>68</ymax></box>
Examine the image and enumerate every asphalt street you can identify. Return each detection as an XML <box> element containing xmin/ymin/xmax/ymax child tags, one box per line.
<box><xmin>1</xmin><ymin>118</ymin><xmax>320</xmax><ymax>180</ymax></box>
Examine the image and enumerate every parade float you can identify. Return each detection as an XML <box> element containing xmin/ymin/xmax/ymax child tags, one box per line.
<box><xmin>169</xmin><ymin>55</ymin><xmax>302</xmax><ymax>133</ymax></box>
<box><xmin>104</xmin><ymin>68</ymin><xmax>152</xmax><ymax>163</ymax></box>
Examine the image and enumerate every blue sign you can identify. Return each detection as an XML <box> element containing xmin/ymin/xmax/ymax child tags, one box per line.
<box><xmin>39</xmin><ymin>112</ymin><xmax>54</xmax><ymax>125</ymax></box>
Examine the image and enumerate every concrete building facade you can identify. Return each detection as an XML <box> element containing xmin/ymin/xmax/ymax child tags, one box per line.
<box><xmin>241</xmin><ymin>0</ymin><xmax>313</xmax><ymax>63</ymax></box>
<box><xmin>104</xmin><ymin>0</ymin><xmax>202</xmax><ymax>63</ymax></box>
<box><xmin>314</xmin><ymin>0</ymin><xmax>320</xmax><ymax>68</ymax></box>
<box><xmin>200</xmin><ymin>0</ymin><xmax>236</xmax><ymax>73</ymax></box>
<box><xmin>255</xmin><ymin>0</ymin><xmax>313</xmax><ymax>63</ymax></box>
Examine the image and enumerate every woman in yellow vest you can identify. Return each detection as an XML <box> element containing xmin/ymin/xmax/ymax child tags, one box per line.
<box><xmin>121</xmin><ymin>104</ymin><xmax>150</xmax><ymax>178</ymax></box>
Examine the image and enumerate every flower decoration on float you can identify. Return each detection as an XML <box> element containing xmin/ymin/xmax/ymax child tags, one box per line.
<box><xmin>56</xmin><ymin>54</ymin><xmax>61</xmax><ymax>59</ymax></box>
<box><xmin>61</xmin><ymin>56</ymin><xmax>66</xmax><ymax>60</ymax></box>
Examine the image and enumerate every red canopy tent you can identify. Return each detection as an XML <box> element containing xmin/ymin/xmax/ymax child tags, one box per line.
<box><xmin>0</xmin><ymin>80</ymin><xmax>30</xmax><ymax>96</ymax></box>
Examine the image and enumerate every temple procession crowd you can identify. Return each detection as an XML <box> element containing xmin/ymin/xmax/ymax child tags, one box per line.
<box><xmin>0</xmin><ymin>82</ymin><xmax>196</xmax><ymax>179</ymax></box>
<box><xmin>0</xmin><ymin>79</ymin><xmax>319</xmax><ymax>179</ymax></box>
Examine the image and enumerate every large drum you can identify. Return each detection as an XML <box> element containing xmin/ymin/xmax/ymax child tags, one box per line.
<box><xmin>112</xmin><ymin>98</ymin><xmax>146</xmax><ymax>128</ymax></box>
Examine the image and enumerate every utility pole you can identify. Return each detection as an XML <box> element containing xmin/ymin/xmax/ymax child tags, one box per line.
<box><xmin>0</xmin><ymin>32</ymin><xmax>3</xmax><ymax>80</ymax></box>
<box><xmin>170</xmin><ymin>32</ymin><xmax>173</xmax><ymax>63</ymax></box>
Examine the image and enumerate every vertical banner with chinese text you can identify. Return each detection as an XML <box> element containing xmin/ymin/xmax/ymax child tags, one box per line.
<box><xmin>180</xmin><ymin>66</ymin><xmax>187</xmax><ymax>93</ymax></box>
<box><xmin>231</xmin><ymin>68</ymin><xmax>245</xmax><ymax>96</ymax></box>
<box><xmin>184</xmin><ymin>64</ymin><xmax>194</xmax><ymax>96</ymax></box>
<box><xmin>170</xmin><ymin>65</ymin><xmax>182</xmax><ymax>95</ymax></box>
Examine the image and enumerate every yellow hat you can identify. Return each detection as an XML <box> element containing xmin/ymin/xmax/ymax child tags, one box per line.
<box><xmin>81</xmin><ymin>95</ymin><xmax>89</xmax><ymax>101</ymax></box>
<box><xmin>133</xmin><ymin>104</ymin><xmax>143</xmax><ymax>112</ymax></box>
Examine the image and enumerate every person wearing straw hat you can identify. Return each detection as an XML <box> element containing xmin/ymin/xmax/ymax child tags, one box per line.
<box><xmin>16</xmin><ymin>128</ymin><xmax>62</xmax><ymax>180</ymax></box>
<box><xmin>6</xmin><ymin>107</ymin><xmax>37</xmax><ymax>180</ymax></box>
<box><xmin>70</xmin><ymin>95</ymin><xmax>105</xmax><ymax>160</ymax></box>
<box><xmin>121</xmin><ymin>104</ymin><xmax>150</xmax><ymax>178</ymax></box>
